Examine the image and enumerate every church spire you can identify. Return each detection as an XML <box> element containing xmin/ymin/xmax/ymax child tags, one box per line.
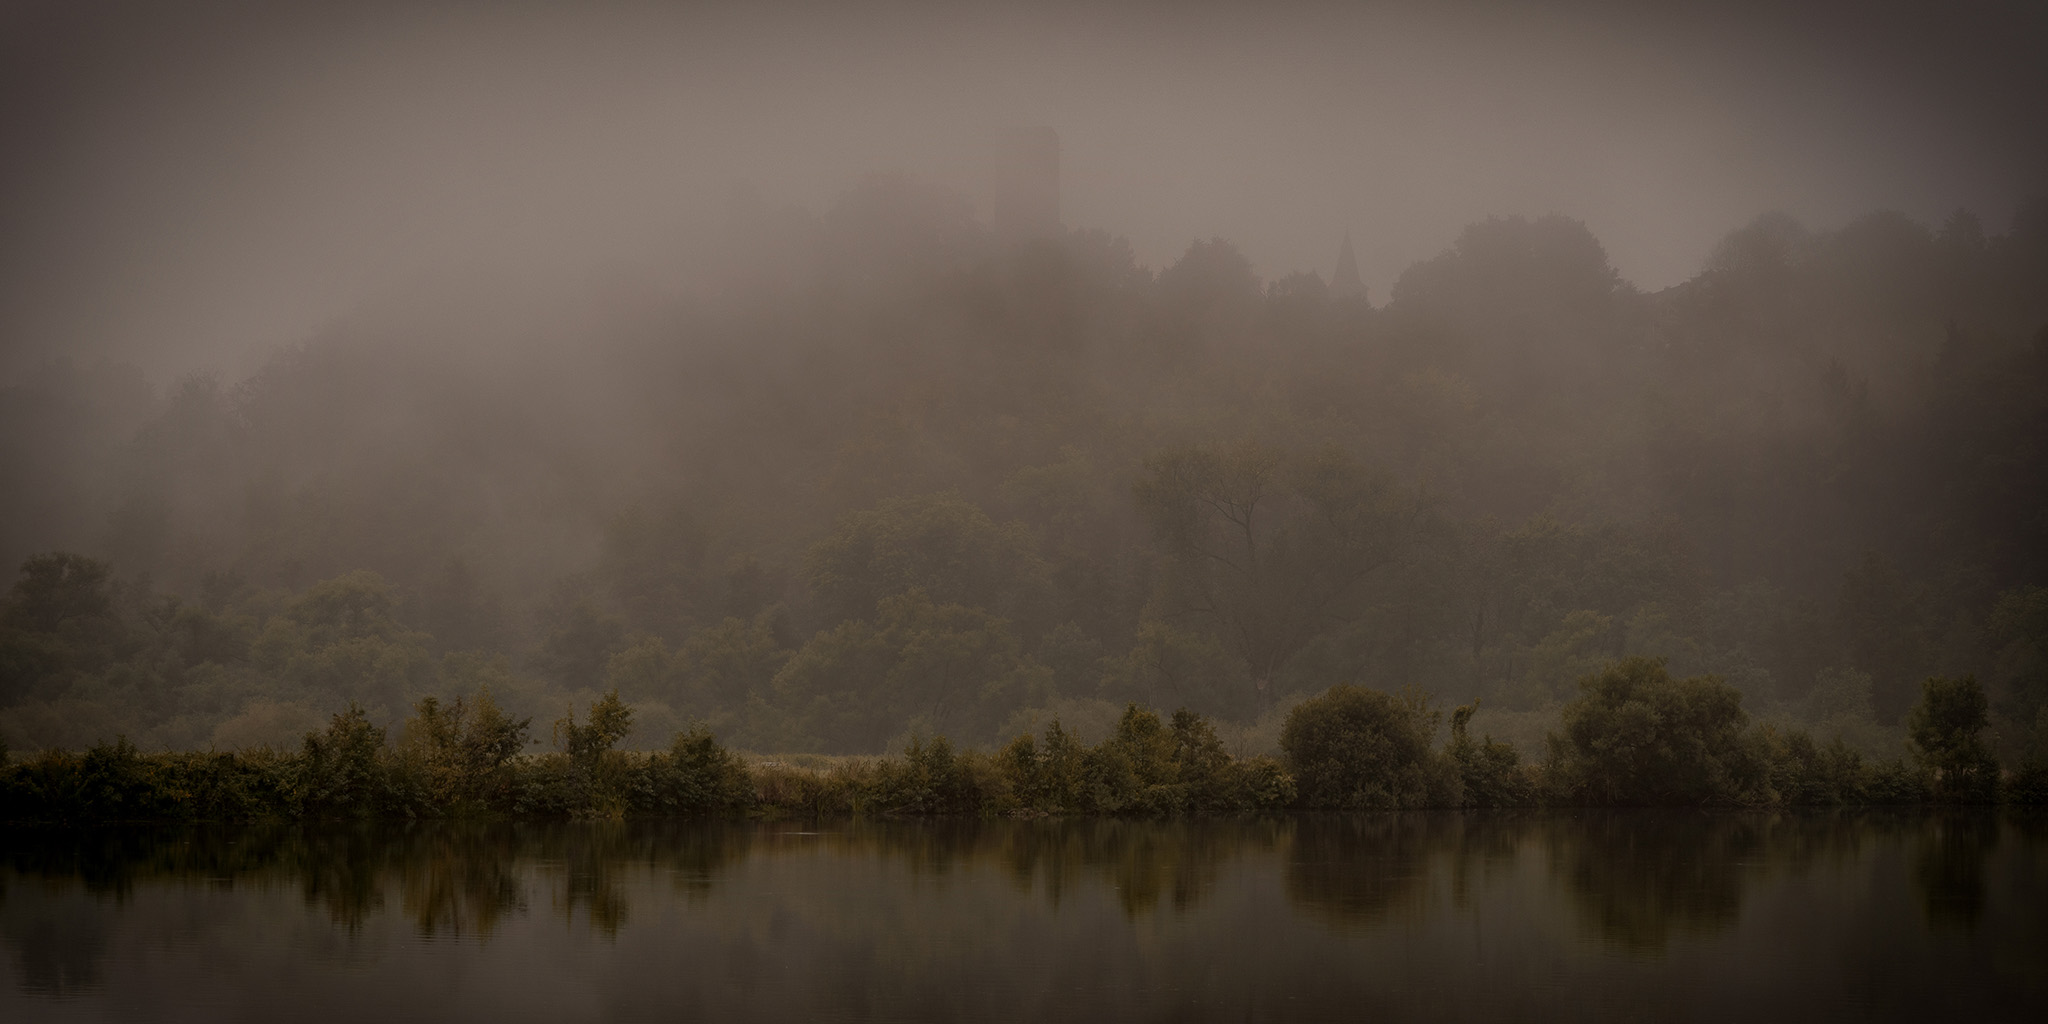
<box><xmin>1331</xmin><ymin>233</ymin><xmax>1364</xmax><ymax>300</ymax></box>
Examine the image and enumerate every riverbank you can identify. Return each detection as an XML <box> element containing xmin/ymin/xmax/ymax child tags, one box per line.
<box><xmin>6</xmin><ymin>674</ymin><xmax>2044</xmax><ymax>822</ymax></box>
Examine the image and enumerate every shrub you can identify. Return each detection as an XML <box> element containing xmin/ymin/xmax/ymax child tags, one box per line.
<box><xmin>1907</xmin><ymin>676</ymin><xmax>1999</xmax><ymax>803</ymax></box>
<box><xmin>296</xmin><ymin>704</ymin><xmax>387</xmax><ymax>817</ymax></box>
<box><xmin>873</xmin><ymin>736</ymin><xmax>986</xmax><ymax>814</ymax></box>
<box><xmin>1865</xmin><ymin>757</ymin><xmax>1931</xmax><ymax>804</ymax></box>
<box><xmin>1762</xmin><ymin>728</ymin><xmax>1866</xmax><ymax>805</ymax></box>
<box><xmin>1448</xmin><ymin>701</ymin><xmax>1534</xmax><ymax>807</ymax></box>
<box><xmin>1282</xmin><ymin>685</ymin><xmax>1444</xmax><ymax>809</ymax></box>
<box><xmin>2005</xmin><ymin>707</ymin><xmax>2048</xmax><ymax>805</ymax></box>
<box><xmin>641</xmin><ymin>727</ymin><xmax>755</xmax><ymax>815</ymax></box>
<box><xmin>1544</xmin><ymin>658</ymin><xmax>1767</xmax><ymax>806</ymax></box>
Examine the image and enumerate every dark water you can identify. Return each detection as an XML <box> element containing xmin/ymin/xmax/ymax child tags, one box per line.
<box><xmin>2</xmin><ymin>812</ymin><xmax>2043</xmax><ymax>1022</ymax></box>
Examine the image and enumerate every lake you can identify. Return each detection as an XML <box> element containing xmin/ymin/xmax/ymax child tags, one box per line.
<box><xmin>3</xmin><ymin>812</ymin><xmax>2043</xmax><ymax>1022</ymax></box>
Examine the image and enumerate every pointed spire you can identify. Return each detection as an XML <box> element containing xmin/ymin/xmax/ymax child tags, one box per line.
<box><xmin>1331</xmin><ymin>233</ymin><xmax>1364</xmax><ymax>300</ymax></box>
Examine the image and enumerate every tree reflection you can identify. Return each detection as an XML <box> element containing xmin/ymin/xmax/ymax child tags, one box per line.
<box><xmin>1912</xmin><ymin>811</ymin><xmax>1998</xmax><ymax>930</ymax></box>
<box><xmin>297</xmin><ymin>825</ymin><xmax>389</xmax><ymax>932</ymax></box>
<box><xmin>989</xmin><ymin>818</ymin><xmax>1284</xmax><ymax>916</ymax></box>
<box><xmin>5</xmin><ymin>809</ymin><xmax>2030</xmax><ymax>992</ymax></box>
<box><xmin>1283</xmin><ymin>813</ymin><xmax>1449</xmax><ymax>926</ymax></box>
<box><xmin>0</xmin><ymin>898</ymin><xmax>107</xmax><ymax>997</ymax></box>
<box><xmin>1546</xmin><ymin>811</ymin><xmax>1761</xmax><ymax>953</ymax></box>
<box><xmin>399</xmin><ymin>825</ymin><xmax>527</xmax><ymax>940</ymax></box>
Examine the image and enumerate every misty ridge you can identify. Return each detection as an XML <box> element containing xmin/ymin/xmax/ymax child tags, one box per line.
<box><xmin>4</xmin><ymin>155</ymin><xmax>2045</xmax><ymax>770</ymax></box>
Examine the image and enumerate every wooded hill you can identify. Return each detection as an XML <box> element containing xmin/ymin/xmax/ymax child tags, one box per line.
<box><xmin>3</xmin><ymin>182</ymin><xmax>2045</xmax><ymax>758</ymax></box>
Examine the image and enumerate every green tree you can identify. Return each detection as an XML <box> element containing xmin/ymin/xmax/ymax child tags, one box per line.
<box><xmin>402</xmin><ymin>689</ymin><xmax>531</xmax><ymax>809</ymax></box>
<box><xmin>676</xmin><ymin>608</ymin><xmax>793</xmax><ymax>711</ymax></box>
<box><xmin>773</xmin><ymin>589</ymin><xmax>1044</xmax><ymax>752</ymax></box>
<box><xmin>1135</xmin><ymin>442</ymin><xmax>1415</xmax><ymax>707</ymax></box>
<box><xmin>1545</xmin><ymin>657</ymin><xmax>1766</xmax><ymax>806</ymax></box>
<box><xmin>556</xmin><ymin>689</ymin><xmax>634</xmax><ymax>767</ymax></box>
<box><xmin>1281</xmin><ymin>684</ymin><xmax>1445</xmax><ymax>809</ymax></box>
<box><xmin>298</xmin><ymin>703</ymin><xmax>386</xmax><ymax>816</ymax></box>
<box><xmin>1838</xmin><ymin>552</ymin><xmax>1925</xmax><ymax>722</ymax></box>
<box><xmin>251</xmin><ymin>570</ymin><xmax>435</xmax><ymax>720</ymax></box>
<box><xmin>531</xmin><ymin>600</ymin><xmax>628</xmax><ymax>689</ymax></box>
<box><xmin>553</xmin><ymin>689</ymin><xmax>636</xmax><ymax>816</ymax></box>
<box><xmin>1446</xmin><ymin>699</ymin><xmax>1532</xmax><ymax>807</ymax></box>
<box><xmin>0</xmin><ymin>553</ymin><xmax>129</xmax><ymax>700</ymax></box>
<box><xmin>804</xmin><ymin>493</ymin><xmax>1050</xmax><ymax>629</ymax></box>
<box><xmin>1907</xmin><ymin>676</ymin><xmax>1998</xmax><ymax>803</ymax></box>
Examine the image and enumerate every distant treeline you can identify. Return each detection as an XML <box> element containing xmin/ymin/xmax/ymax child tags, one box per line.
<box><xmin>4</xmin><ymin>189</ymin><xmax>2048</xmax><ymax>760</ymax></box>
<box><xmin>6</xmin><ymin>660</ymin><xmax>2043</xmax><ymax>822</ymax></box>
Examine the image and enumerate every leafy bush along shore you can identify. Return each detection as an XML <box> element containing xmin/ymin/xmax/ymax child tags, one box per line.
<box><xmin>4</xmin><ymin>660</ymin><xmax>2045</xmax><ymax>822</ymax></box>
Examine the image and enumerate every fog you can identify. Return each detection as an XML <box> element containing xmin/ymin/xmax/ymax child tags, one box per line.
<box><xmin>1</xmin><ymin>0</ymin><xmax>2045</xmax><ymax>762</ymax></box>
<box><xmin>4</xmin><ymin>0</ymin><xmax>2043</xmax><ymax>379</ymax></box>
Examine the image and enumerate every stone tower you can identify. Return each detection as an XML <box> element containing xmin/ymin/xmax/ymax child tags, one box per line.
<box><xmin>1331</xmin><ymin>233</ymin><xmax>1364</xmax><ymax>300</ymax></box>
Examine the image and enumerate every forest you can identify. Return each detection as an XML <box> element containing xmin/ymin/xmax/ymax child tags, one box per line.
<box><xmin>3</xmin><ymin>178</ymin><xmax>2047</xmax><ymax>800</ymax></box>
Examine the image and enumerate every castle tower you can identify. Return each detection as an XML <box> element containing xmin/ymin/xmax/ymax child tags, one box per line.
<box><xmin>1331</xmin><ymin>233</ymin><xmax>1364</xmax><ymax>299</ymax></box>
<box><xmin>992</xmin><ymin>127</ymin><xmax>1061</xmax><ymax>241</ymax></box>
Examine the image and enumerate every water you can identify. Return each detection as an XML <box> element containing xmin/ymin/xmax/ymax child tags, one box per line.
<box><xmin>2</xmin><ymin>812</ymin><xmax>2043</xmax><ymax>1022</ymax></box>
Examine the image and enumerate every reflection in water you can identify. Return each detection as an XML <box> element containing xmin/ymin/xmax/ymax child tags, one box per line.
<box><xmin>401</xmin><ymin>828</ymin><xmax>526</xmax><ymax>940</ymax></box>
<box><xmin>1547</xmin><ymin>812</ymin><xmax>1761</xmax><ymax>953</ymax></box>
<box><xmin>993</xmin><ymin>818</ymin><xmax>1285</xmax><ymax>916</ymax></box>
<box><xmin>1285</xmin><ymin>813</ymin><xmax>1441</xmax><ymax>925</ymax></box>
<box><xmin>1</xmin><ymin>813</ymin><xmax>2041</xmax><ymax>1020</ymax></box>
<box><xmin>1914</xmin><ymin>812</ymin><xmax>1998</xmax><ymax>929</ymax></box>
<box><xmin>2</xmin><ymin>897</ymin><xmax>105</xmax><ymax>998</ymax></box>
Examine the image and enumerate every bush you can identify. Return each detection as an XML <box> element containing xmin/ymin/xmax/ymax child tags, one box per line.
<box><xmin>2006</xmin><ymin>707</ymin><xmax>2048</xmax><ymax>805</ymax></box>
<box><xmin>1865</xmin><ymin>757</ymin><xmax>1931</xmax><ymax>804</ymax></box>
<box><xmin>998</xmin><ymin>719</ymin><xmax>1087</xmax><ymax>812</ymax></box>
<box><xmin>1762</xmin><ymin>728</ymin><xmax>1866</xmax><ymax>805</ymax></box>
<box><xmin>1282</xmin><ymin>685</ymin><xmax>1445</xmax><ymax>809</ymax></box>
<box><xmin>296</xmin><ymin>704</ymin><xmax>388</xmax><ymax>817</ymax></box>
<box><xmin>399</xmin><ymin>690</ymin><xmax>531</xmax><ymax>813</ymax></box>
<box><xmin>1544</xmin><ymin>658</ymin><xmax>1767</xmax><ymax>806</ymax></box>
<box><xmin>872</xmin><ymin>736</ymin><xmax>987</xmax><ymax>815</ymax></box>
<box><xmin>1448</xmin><ymin>702</ymin><xmax>1534</xmax><ymax>807</ymax></box>
<box><xmin>641</xmin><ymin>727</ymin><xmax>755</xmax><ymax>815</ymax></box>
<box><xmin>991</xmin><ymin>706</ymin><xmax>1293</xmax><ymax>815</ymax></box>
<box><xmin>2009</xmin><ymin>762</ymin><xmax>2048</xmax><ymax>805</ymax></box>
<box><xmin>1907</xmin><ymin>676</ymin><xmax>1999</xmax><ymax>803</ymax></box>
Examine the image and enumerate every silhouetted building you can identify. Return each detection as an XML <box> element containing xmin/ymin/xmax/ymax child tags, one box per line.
<box><xmin>1331</xmin><ymin>233</ymin><xmax>1364</xmax><ymax>300</ymax></box>
<box><xmin>993</xmin><ymin>127</ymin><xmax>1060</xmax><ymax>241</ymax></box>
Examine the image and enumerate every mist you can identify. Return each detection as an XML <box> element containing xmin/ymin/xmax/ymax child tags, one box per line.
<box><xmin>5</xmin><ymin>0</ymin><xmax>2043</xmax><ymax>380</ymax></box>
<box><xmin>1</xmin><ymin>0</ymin><xmax>2045</xmax><ymax>767</ymax></box>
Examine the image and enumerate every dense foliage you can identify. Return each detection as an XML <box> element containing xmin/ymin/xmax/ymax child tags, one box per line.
<box><xmin>3</xmin><ymin>186</ymin><xmax>2047</xmax><ymax>768</ymax></box>
<box><xmin>5</xmin><ymin>671</ymin><xmax>2037</xmax><ymax>822</ymax></box>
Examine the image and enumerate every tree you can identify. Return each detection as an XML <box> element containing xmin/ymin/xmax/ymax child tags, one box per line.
<box><xmin>804</xmin><ymin>493</ymin><xmax>1049</xmax><ymax>630</ymax></box>
<box><xmin>4</xmin><ymin>553</ymin><xmax>118</xmax><ymax>635</ymax></box>
<box><xmin>1838</xmin><ymin>552</ymin><xmax>1925</xmax><ymax>722</ymax></box>
<box><xmin>250</xmin><ymin>570</ymin><xmax>436</xmax><ymax>719</ymax></box>
<box><xmin>1907</xmin><ymin>676</ymin><xmax>1998</xmax><ymax>803</ymax></box>
<box><xmin>1545</xmin><ymin>657</ymin><xmax>1765</xmax><ymax>806</ymax></box>
<box><xmin>1103</xmin><ymin>621</ymin><xmax>1250</xmax><ymax>719</ymax></box>
<box><xmin>555</xmin><ymin>689</ymin><xmax>634</xmax><ymax>767</ymax></box>
<box><xmin>1281</xmin><ymin>684</ymin><xmax>1445</xmax><ymax>809</ymax></box>
<box><xmin>402</xmin><ymin>689</ymin><xmax>531</xmax><ymax>808</ymax></box>
<box><xmin>772</xmin><ymin>589</ymin><xmax>1044</xmax><ymax>752</ymax></box>
<box><xmin>531</xmin><ymin>600</ymin><xmax>628</xmax><ymax>689</ymax></box>
<box><xmin>1135</xmin><ymin>442</ymin><xmax>1415</xmax><ymax>705</ymax></box>
<box><xmin>299</xmin><ymin>702</ymin><xmax>386</xmax><ymax>816</ymax></box>
<box><xmin>1447</xmin><ymin>699</ymin><xmax>1532</xmax><ymax>807</ymax></box>
<box><xmin>676</xmin><ymin>608</ymin><xmax>793</xmax><ymax>710</ymax></box>
<box><xmin>0</xmin><ymin>553</ymin><xmax>128</xmax><ymax>698</ymax></box>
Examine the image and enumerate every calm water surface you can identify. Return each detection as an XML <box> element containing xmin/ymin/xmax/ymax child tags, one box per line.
<box><xmin>3</xmin><ymin>812</ymin><xmax>2043</xmax><ymax>1022</ymax></box>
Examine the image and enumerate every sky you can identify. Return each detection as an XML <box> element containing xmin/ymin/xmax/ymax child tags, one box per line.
<box><xmin>2</xmin><ymin>0</ymin><xmax>2044</xmax><ymax>382</ymax></box>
